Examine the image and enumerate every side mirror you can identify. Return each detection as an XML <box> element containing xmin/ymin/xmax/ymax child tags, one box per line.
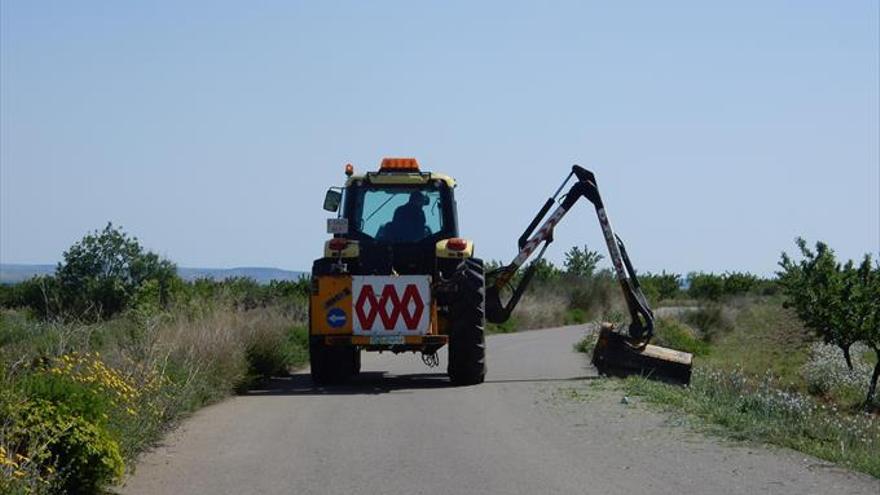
<box><xmin>323</xmin><ymin>189</ymin><xmax>342</xmax><ymax>212</ymax></box>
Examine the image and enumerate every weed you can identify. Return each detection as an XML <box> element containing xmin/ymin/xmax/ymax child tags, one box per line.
<box><xmin>682</xmin><ymin>304</ymin><xmax>733</xmax><ymax>342</ymax></box>
<box><xmin>623</xmin><ymin>368</ymin><xmax>880</xmax><ymax>478</ymax></box>
<box><xmin>653</xmin><ymin>319</ymin><xmax>710</xmax><ymax>356</ymax></box>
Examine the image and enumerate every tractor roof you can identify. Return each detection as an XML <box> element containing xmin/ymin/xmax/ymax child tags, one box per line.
<box><xmin>344</xmin><ymin>158</ymin><xmax>456</xmax><ymax>187</ymax></box>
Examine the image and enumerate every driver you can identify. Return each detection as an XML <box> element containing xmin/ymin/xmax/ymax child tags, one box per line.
<box><xmin>389</xmin><ymin>191</ymin><xmax>429</xmax><ymax>241</ymax></box>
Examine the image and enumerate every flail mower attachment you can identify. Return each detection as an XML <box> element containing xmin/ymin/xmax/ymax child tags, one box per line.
<box><xmin>485</xmin><ymin>165</ymin><xmax>693</xmax><ymax>384</ymax></box>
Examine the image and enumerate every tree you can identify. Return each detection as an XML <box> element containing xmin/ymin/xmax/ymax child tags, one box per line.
<box><xmin>563</xmin><ymin>245</ymin><xmax>604</xmax><ymax>278</ymax></box>
<box><xmin>687</xmin><ymin>272</ymin><xmax>724</xmax><ymax>301</ymax></box>
<box><xmin>640</xmin><ymin>271</ymin><xmax>682</xmax><ymax>303</ymax></box>
<box><xmin>844</xmin><ymin>255</ymin><xmax>880</xmax><ymax>403</ymax></box>
<box><xmin>721</xmin><ymin>271</ymin><xmax>758</xmax><ymax>295</ymax></box>
<box><xmin>778</xmin><ymin>238</ymin><xmax>880</xmax><ymax>404</ymax></box>
<box><xmin>55</xmin><ymin>223</ymin><xmax>178</xmax><ymax>320</ymax></box>
<box><xmin>530</xmin><ymin>258</ymin><xmax>560</xmax><ymax>283</ymax></box>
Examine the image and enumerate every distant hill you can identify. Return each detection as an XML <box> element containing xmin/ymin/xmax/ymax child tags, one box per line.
<box><xmin>176</xmin><ymin>267</ymin><xmax>308</xmax><ymax>284</ymax></box>
<box><xmin>0</xmin><ymin>264</ymin><xmax>307</xmax><ymax>285</ymax></box>
<box><xmin>0</xmin><ymin>264</ymin><xmax>57</xmax><ymax>284</ymax></box>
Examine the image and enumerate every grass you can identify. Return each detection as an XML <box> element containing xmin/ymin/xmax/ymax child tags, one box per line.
<box><xmin>701</xmin><ymin>302</ymin><xmax>813</xmax><ymax>387</ymax></box>
<box><xmin>0</xmin><ymin>301</ymin><xmax>308</xmax><ymax>494</ymax></box>
<box><xmin>572</xmin><ymin>298</ymin><xmax>880</xmax><ymax>479</ymax></box>
<box><xmin>623</xmin><ymin>371</ymin><xmax>880</xmax><ymax>478</ymax></box>
<box><xmin>653</xmin><ymin>318</ymin><xmax>711</xmax><ymax>357</ymax></box>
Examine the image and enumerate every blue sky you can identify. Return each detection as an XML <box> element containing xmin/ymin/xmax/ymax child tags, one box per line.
<box><xmin>1</xmin><ymin>1</ymin><xmax>877</xmax><ymax>275</ymax></box>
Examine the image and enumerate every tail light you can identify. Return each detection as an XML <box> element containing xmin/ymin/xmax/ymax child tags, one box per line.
<box><xmin>328</xmin><ymin>238</ymin><xmax>348</xmax><ymax>251</ymax></box>
<box><xmin>447</xmin><ymin>238</ymin><xmax>468</xmax><ymax>251</ymax></box>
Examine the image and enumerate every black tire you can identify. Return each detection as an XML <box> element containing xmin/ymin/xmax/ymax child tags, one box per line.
<box><xmin>310</xmin><ymin>339</ymin><xmax>357</xmax><ymax>385</ymax></box>
<box><xmin>352</xmin><ymin>348</ymin><xmax>362</xmax><ymax>376</ymax></box>
<box><xmin>447</xmin><ymin>258</ymin><xmax>487</xmax><ymax>385</ymax></box>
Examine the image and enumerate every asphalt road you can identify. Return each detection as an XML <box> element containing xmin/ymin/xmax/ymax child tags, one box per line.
<box><xmin>122</xmin><ymin>325</ymin><xmax>879</xmax><ymax>495</ymax></box>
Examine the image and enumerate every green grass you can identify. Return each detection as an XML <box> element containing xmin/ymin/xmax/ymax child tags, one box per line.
<box><xmin>0</xmin><ymin>305</ymin><xmax>309</xmax><ymax>493</ymax></box>
<box><xmin>572</xmin><ymin>299</ymin><xmax>880</xmax><ymax>478</ymax></box>
<box><xmin>702</xmin><ymin>302</ymin><xmax>812</xmax><ymax>387</ymax></box>
<box><xmin>653</xmin><ymin>318</ymin><xmax>711</xmax><ymax>356</ymax></box>
<box><xmin>486</xmin><ymin>317</ymin><xmax>519</xmax><ymax>334</ymax></box>
<box><xmin>623</xmin><ymin>371</ymin><xmax>880</xmax><ymax>478</ymax></box>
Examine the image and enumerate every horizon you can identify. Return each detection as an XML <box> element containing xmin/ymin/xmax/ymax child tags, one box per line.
<box><xmin>2</xmin><ymin>2</ymin><xmax>878</xmax><ymax>276</ymax></box>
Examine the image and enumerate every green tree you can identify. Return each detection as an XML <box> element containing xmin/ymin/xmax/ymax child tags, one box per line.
<box><xmin>687</xmin><ymin>272</ymin><xmax>724</xmax><ymax>301</ymax></box>
<box><xmin>639</xmin><ymin>271</ymin><xmax>681</xmax><ymax>302</ymax></box>
<box><xmin>843</xmin><ymin>255</ymin><xmax>880</xmax><ymax>403</ymax></box>
<box><xmin>55</xmin><ymin>223</ymin><xmax>178</xmax><ymax>320</ymax></box>
<box><xmin>563</xmin><ymin>245</ymin><xmax>604</xmax><ymax>278</ymax></box>
<box><xmin>778</xmin><ymin>238</ymin><xmax>880</xmax><ymax>404</ymax></box>
<box><xmin>530</xmin><ymin>258</ymin><xmax>560</xmax><ymax>283</ymax></box>
<box><xmin>722</xmin><ymin>271</ymin><xmax>758</xmax><ymax>295</ymax></box>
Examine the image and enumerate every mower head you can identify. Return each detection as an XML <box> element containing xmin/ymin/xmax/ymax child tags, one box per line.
<box><xmin>591</xmin><ymin>323</ymin><xmax>693</xmax><ymax>384</ymax></box>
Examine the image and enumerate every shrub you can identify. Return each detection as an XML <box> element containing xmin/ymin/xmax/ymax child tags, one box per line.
<box><xmin>682</xmin><ymin>305</ymin><xmax>732</xmax><ymax>342</ymax></box>
<box><xmin>802</xmin><ymin>343</ymin><xmax>875</xmax><ymax>407</ymax></box>
<box><xmin>653</xmin><ymin>318</ymin><xmax>710</xmax><ymax>356</ymax></box>
<box><xmin>565</xmin><ymin>308</ymin><xmax>587</xmax><ymax>325</ymax></box>
<box><xmin>2</xmin><ymin>397</ymin><xmax>125</xmax><ymax>494</ymax></box>
<box><xmin>567</xmin><ymin>273</ymin><xmax>618</xmax><ymax>317</ymax></box>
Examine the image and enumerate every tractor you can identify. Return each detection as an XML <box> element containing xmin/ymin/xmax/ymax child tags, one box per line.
<box><xmin>310</xmin><ymin>158</ymin><xmax>692</xmax><ymax>385</ymax></box>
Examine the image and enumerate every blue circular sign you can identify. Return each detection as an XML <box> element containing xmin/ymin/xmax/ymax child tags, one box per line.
<box><xmin>327</xmin><ymin>308</ymin><xmax>347</xmax><ymax>328</ymax></box>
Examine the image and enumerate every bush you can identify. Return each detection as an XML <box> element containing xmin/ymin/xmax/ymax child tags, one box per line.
<box><xmin>802</xmin><ymin>343</ymin><xmax>876</xmax><ymax>408</ymax></box>
<box><xmin>567</xmin><ymin>273</ymin><xmax>618</xmax><ymax>317</ymax></box>
<box><xmin>2</xmin><ymin>396</ymin><xmax>125</xmax><ymax>494</ymax></box>
<box><xmin>682</xmin><ymin>305</ymin><xmax>732</xmax><ymax>342</ymax></box>
<box><xmin>1</xmin><ymin>299</ymin><xmax>310</xmax><ymax>493</ymax></box>
<box><xmin>653</xmin><ymin>318</ymin><xmax>710</xmax><ymax>356</ymax></box>
<box><xmin>564</xmin><ymin>308</ymin><xmax>587</xmax><ymax>325</ymax></box>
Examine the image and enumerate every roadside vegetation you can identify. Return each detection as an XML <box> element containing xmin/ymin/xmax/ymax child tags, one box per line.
<box><xmin>567</xmin><ymin>239</ymin><xmax>879</xmax><ymax>477</ymax></box>
<box><xmin>0</xmin><ymin>224</ymin><xmax>308</xmax><ymax>494</ymax></box>
<box><xmin>2</xmin><ymin>226</ymin><xmax>877</xmax><ymax>488</ymax></box>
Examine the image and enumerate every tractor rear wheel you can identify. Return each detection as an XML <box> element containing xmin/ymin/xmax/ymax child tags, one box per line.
<box><xmin>310</xmin><ymin>339</ymin><xmax>358</xmax><ymax>385</ymax></box>
<box><xmin>447</xmin><ymin>258</ymin><xmax>487</xmax><ymax>385</ymax></box>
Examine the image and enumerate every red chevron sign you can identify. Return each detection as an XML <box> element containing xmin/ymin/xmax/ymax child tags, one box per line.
<box><xmin>352</xmin><ymin>276</ymin><xmax>430</xmax><ymax>334</ymax></box>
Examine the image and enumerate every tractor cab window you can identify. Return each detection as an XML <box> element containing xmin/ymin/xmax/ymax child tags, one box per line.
<box><xmin>350</xmin><ymin>186</ymin><xmax>444</xmax><ymax>243</ymax></box>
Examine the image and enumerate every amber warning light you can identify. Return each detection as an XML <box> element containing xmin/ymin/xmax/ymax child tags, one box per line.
<box><xmin>380</xmin><ymin>157</ymin><xmax>420</xmax><ymax>171</ymax></box>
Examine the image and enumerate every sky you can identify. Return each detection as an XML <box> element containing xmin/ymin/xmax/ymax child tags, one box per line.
<box><xmin>1</xmin><ymin>1</ymin><xmax>878</xmax><ymax>276</ymax></box>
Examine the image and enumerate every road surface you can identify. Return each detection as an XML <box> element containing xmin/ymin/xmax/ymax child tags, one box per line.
<box><xmin>122</xmin><ymin>325</ymin><xmax>878</xmax><ymax>495</ymax></box>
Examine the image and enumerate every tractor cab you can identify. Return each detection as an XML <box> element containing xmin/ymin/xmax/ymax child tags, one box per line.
<box><xmin>321</xmin><ymin>158</ymin><xmax>471</xmax><ymax>276</ymax></box>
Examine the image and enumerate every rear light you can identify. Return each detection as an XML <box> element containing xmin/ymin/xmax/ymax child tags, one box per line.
<box><xmin>447</xmin><ymin>238</ymin><xmax>468</xmax><ymax>251</ymax></box>
<box><xmin>328</xmin><ymin>238</ymin><xmax>348</xmax><ymax>251</ymax></box>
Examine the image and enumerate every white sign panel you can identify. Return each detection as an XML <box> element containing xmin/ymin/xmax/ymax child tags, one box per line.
<box><xmin>327</xmin><ymin>218</ymin><xmax>349</xmax><ymax>234</ymax></box>
<box><xmin>352</xmin><ymin>275</ymin><xmax>431</xmax><ymax>336</ymax></box>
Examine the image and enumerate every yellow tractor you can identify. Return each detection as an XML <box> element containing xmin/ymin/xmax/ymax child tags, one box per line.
<box><xmin>310</xmin><ymin>158</ymin><xmax>692</xmax><ymax>385</ymax></box>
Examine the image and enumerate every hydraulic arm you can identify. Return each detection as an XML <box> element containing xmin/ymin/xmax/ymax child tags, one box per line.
<box><xmin>486</xmin><ymin>165</ymin><xmax>654</xmax><ymax>345</ymax></box>
<box><xmin>486</xmin><ymin>165</ymin><xmax>692</xmax><ymax>382</ymax></box>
